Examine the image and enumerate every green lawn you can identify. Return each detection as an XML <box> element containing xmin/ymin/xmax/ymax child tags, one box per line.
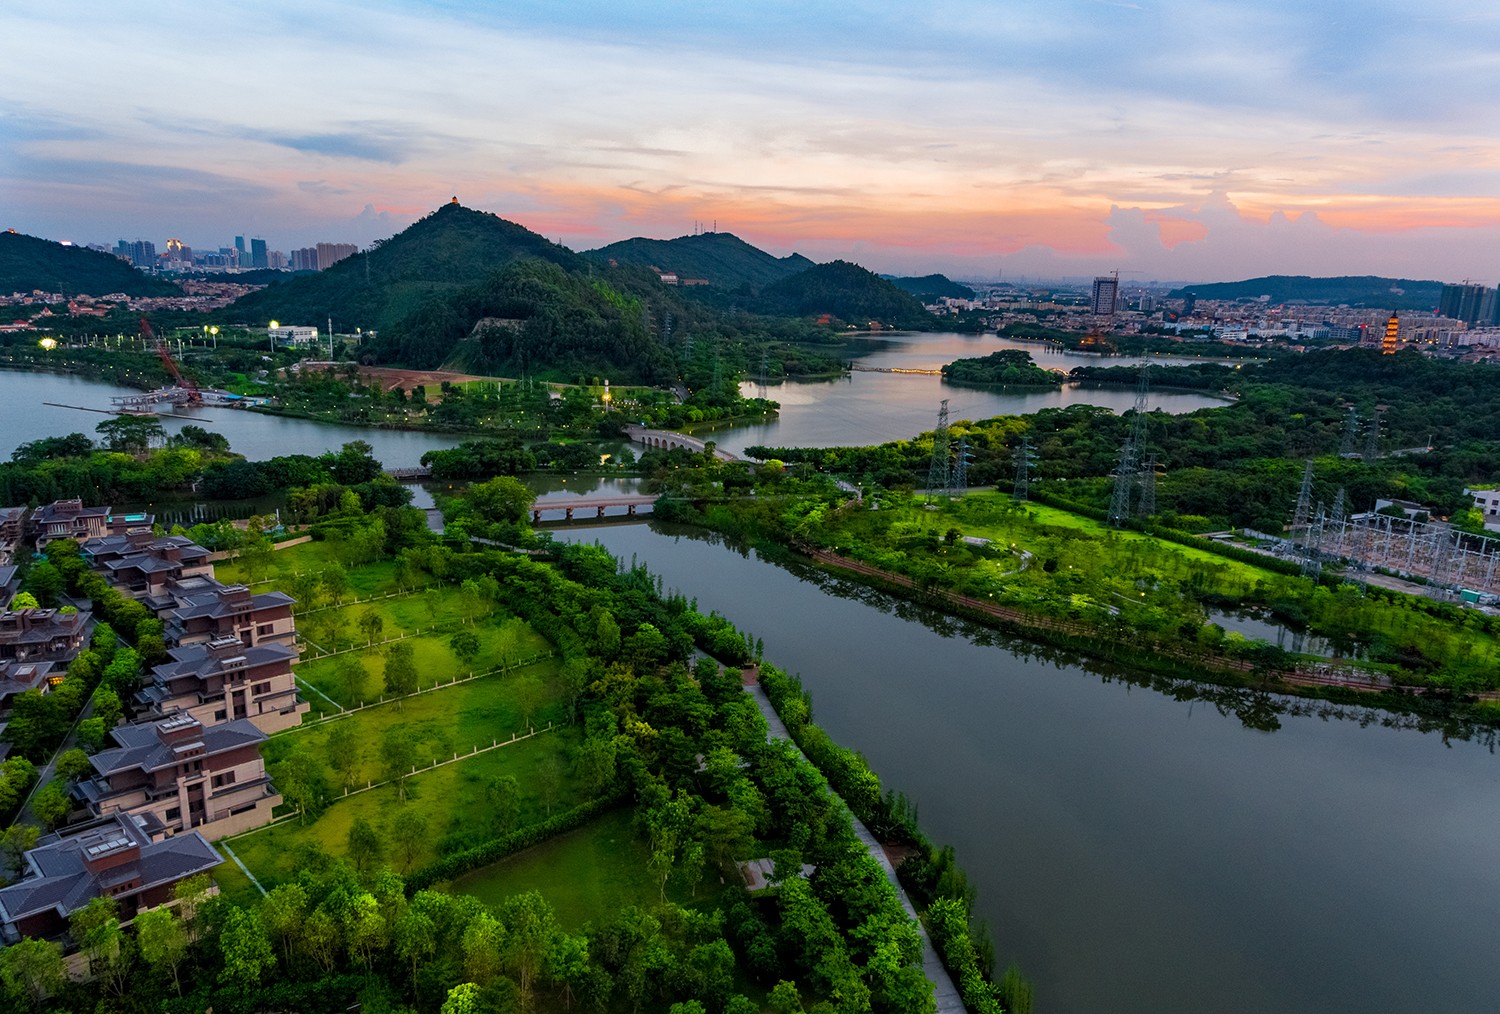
<box><xmin>270</xmin><ymin>657</ymin><xmax>566</xmax><ymax>784</ymax></box>
<box><xmin>451</xmin><ymin>807</ymin><xmax>734</xmax><ymax>931</ymax></box>
<box><xmin>210</xmin><ymin>849</ymin><xmax>263</xmax><ymax>909</ymax></box>
<box><xmin>294</xmin><ymin>614</ymin><xmax>550</xmax><ymax>713</ymax></box>
<box><xmin>218</xmin><ymin>541</ymin><xmax>402</xmax><ymax>598</ymax></box>
<box><xmin>232</xmin><ymin>725</ymin><xmax>587</xmax><ymax>888</ymax></box>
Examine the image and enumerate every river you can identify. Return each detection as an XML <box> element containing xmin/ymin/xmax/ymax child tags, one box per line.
<box><xmin>707</xmin><ymin>333</ymin><xmax>1229</xmax><ymax>456</ymax></box>
<box><xmin>554</xmin><ymin>521</ymin><xmax>1500</xmax><ymax>1014</ymax></box>
<box><xmin>0</xmin><ymin>336</ymin><xmax>1221</xmax><ymax>465</ymax></box>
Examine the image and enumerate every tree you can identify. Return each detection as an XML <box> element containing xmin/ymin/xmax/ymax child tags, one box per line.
<box><xmin>502</xmin><ymin>890</ymin><xmax>559</xmax><ymax>1009</ymax></box>
<box><xmin>514</xmin><ymin>673</ymin><xmax>545</xmax><ymax>729</ymax></box>
<box><xmin>19</xmin><ymin>561</ymin><xmax>62</xmax><ymax>608</ymax></box>
<box><xmin>70</xmin><ymin>896</ymin><xmax>126</xmax><ymax>994</ymax></box>
<box><xmin>0</xmin><ymin>824</ymin><xmax>39</xmax><ymax>876</ymax></box>
<box><xmin>537</xmin><ymin>755</ymin><xmax>563</xmax><ymax>815</ymax></box>
<box><xmin>486</xmin><ymin>775</ymin><xmax>521</xmax><ymax>834</ymax></box>
<box><xmin>695</xmin><ymin>805</ymin><xmax>756</xmax><ymax>875</ymax></box>
<box><xmin>461</xmin><ymin>911</ymin><xmax>506</xmax><ymax>985</ymax></box>
<box><xmin>441</xmin><ymin>982</ymin><xmax>483</xmax><ymax>1014</ymax></box>
<box><xmin>96</xmin><ymin>415</ymin><xmax>165</xmax><ymax>454</ymax></box>
<box><xmin>320</xmin><ymin>562</ymin><xmax>351</xmax><ymax>604</ymax></box>
<box><xmin>326</xmin><ymin>720</ymin><xmax>362</xmax><ymax>792</ymax></box>
<box><xmin>32</xmin><ymin>779</ymin><xmax>71</xmax><ymax>829</ymax></box>
<box><xmin>54</xmin><ymin>748</ymin><xmax>92</xmax><ymax>783</ymax></box>
<box><xmin>347</xmin><ymin>816</ymin><xmax>386</xmax><ymax>874</ymax></box>
<box><xmin>383</xmin><ymin>727</ymin><xmax>421</xmax><ymax>801</ymax></box>
<box><xmin>134</xmin><ymin>907</ymin><xmax>188</xmax><ymax>994</ymax></box>
<box><xmin>451</xmin><ymin>629</ymin><xmax>481</xmax><ymax>669</ymax></box>
<box><xmin>383</xmin><ymin>640</ymin><xmax>419</xmax><ymax>701</ymax></box>
<box><xmin>358</xmin><ymin>608</ymin><xmax>385</xmax><ymax>645</ymax></box>
<box><xmin>0</xmin><ymin>937</ymin><xmax>65</xmax><ymax>1010</ymax></box>
<box><xmin>259</xmin><ymin>882</ymin><xmax>309</xmax><ymax>964</ymax></box>
<box><xmin>334</xmin><ymin>655</ymin><xmax>368</xmax><ymax>704</ymax></box>
<box><xmin>91</xmin><ymin>685</ymin><xmax>123</xmax><ymax>729</ymax></box>
<box><xmin>7</xmin><ymin>592</ymin><xmax>39</xmax><ymax>610</ymax></box>
<box><xmin>219</xmin><ymin>907</ymin><xmax>275</xmax><ymax>991</ymax></box>
<box><xmin>389</xmin><ymin>807</ymin><xmax>428</xmax><ymax>873</ymax></box>
<box><xmin>463</xmin><ymin>475</ymin><xmax>536</xmax><ymax>526</ymax></box>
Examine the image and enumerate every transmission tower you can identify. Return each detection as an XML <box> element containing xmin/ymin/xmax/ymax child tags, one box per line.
<box><xmin>953</xmin><ymin>436</ymin><xmax>970</xmax><ymax>492</ymax></box>
<box><xmin>1364</xmin><ymin>409</ymin><xmax>1381</xmax><ymax>461</ymax></box>
<box><xmin>1138</xmin><ymin>455</ymin><xmax>1157</xmax><ymax>517</ymax></box>
<box><xmin>1292</xmin><ymin>460</ymin><xmax>1315</xmax><ymax>534</ymax></box>
<box><xmin>1330</xmin><ymin>487</ymin><xmax>1347</xmax><ymax>531</ymax></box>
<box><xmin>1339</xmin><ymin>406</ymin><xmax>1359</xmax><ymax>457</ymax></box>
<box><xmin>1301</xmin><ymin>505</ymin><xmax>1327</xmax><ymax>581</ymax></box>
<box><xmin>926</xmin><ymin>400</ymin><xmax>952</xmax><ymax>501</ymax></box>
<box><xmin>1108</xmin><ymin>368</ymin><xmax>1152</xmax><ymax>526</ymax></box>
<box><xmin>1012</xmin><ymin>437</ymin><xmax>1036</xmax><ymax>501</ymax></box>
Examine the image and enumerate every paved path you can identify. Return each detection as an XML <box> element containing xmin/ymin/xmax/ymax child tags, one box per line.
<box><xmin>742</xmin><ymin>680</ymin><xmax>964</xmax><ymax>1013</ymax></box>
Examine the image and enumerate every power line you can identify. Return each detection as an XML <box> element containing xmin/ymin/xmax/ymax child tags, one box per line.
<box><xmin>926</xmin><ymin>399</ymin><xmax>951</xmax><ymax>502</ymax></box>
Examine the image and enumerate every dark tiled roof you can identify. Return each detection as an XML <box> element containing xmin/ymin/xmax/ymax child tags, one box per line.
<box><xmin>0</xmin><ymin>813</ymin><xmax>220</xmax><ymax>925</ymax></box>
<box><xmin>0</xmin><ymin>659</ymin><xmax>57</xmax><ymax>699</ymax></box>
<box><xmin>89</xmin><ymin>717</ymin><xmax>266</xmax><ymax>778</ymax></box>
<box><xmin>152</xmin><ymin>641</ymin><xmax>296</xmax><ymax>684</ymax></box>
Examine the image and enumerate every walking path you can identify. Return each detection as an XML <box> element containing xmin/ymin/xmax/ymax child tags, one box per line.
<box><xmin>741</xmin><ymin>677</ymin><xmax>964</xmax><ymax>1013</ymax></box>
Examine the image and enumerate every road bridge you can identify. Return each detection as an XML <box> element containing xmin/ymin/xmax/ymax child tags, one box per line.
<box><xmin>531</xmin><ymin>493</ymin><xmax>659</xmax><ymax>523</ymax></box>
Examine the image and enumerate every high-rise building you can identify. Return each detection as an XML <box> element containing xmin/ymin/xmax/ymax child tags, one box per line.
<box><xmin>1182</xmin><ymin>292</ymin><xmax>1198</xmax><ymax>316</ymax></box>
<box><xmin>315</xmin><ymin>242</ymin><xmax>358</xmax><ymax>270</ymax></box>
<box><xmin>290</xmin><ymin>247</ymin><xmax>319</xmax><ymax>272</ymax></box>
<box><xmin>116</xmin><ymin>240</ymin><xmax>157</xmax><ymax>269</ymax></box>
<box><xmin>1090</xmin><ymin>276</ymin><xmax>1119</xmax><ymax>315</ymax></box>
<box><xmin>1438</xmin><ymin>282</ymin><xmax>1492</xmax><ymax>325</ymax></box>
<box><xmin>234</xmin><ymin>236</ymin><xmax>246</xmax><ymax>257</ymax></box>
<box><xmin>1138</xmin><ymin>293</ymin><xmax>1156</xmax><ymax>314</ymax></box>
<box><xmin>249</xmin><ymin>238</ymin><xmax>268</xmax><ymax>269</ymax></box>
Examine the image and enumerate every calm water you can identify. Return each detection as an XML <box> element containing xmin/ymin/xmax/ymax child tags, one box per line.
<box><xmin>0</xmin><ymin>370</ymin><xmax>466</xmax><ymax>466</ymax></box>
<box><xmin>556</xmin><ymin>522</ymin><xmax>1500</xmax><ymax>1014</ymax></box>
<box><xmin>710</xmin><ymin>333</ymin><xmax>1228</xmax><ymax>455</ymax></box>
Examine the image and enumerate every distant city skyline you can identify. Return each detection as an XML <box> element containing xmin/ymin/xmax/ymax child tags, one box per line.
<box><xmin>4</xmin><ymin>2</ymin><xmax>1500</xmax><ymax>284</ymax></box>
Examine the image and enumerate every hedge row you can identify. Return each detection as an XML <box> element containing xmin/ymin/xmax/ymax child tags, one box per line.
<box><xmin>929</xmin><ymin>898</ymin><xmax>1005</xmax><ymax>1014</ymax></box>
<box><xmin>405</xmin><ymin>788</ymin><xmax>626</xmax><ymax>892</ymax></box>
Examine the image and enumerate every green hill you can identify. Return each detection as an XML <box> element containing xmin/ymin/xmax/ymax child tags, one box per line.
<box><xmin>224</xmin><ymin>202</ymin><xmax>585</xmax><ymax>331</ymax></box>
<box><xmin>370</xmin><ymin>259</ymin><xmax>674</xmax><ymax>382</ymax></box>
<box><xmin>585</xmin><ymin>232</ymin><xmax>814</xmax><ymax>289</ymax></box>
<box><xmin>758</xmin><ymin>260</ymin><xmax>934</xmax><ymax>329</ymax></box>
<box><xmin>884</xmin><ymin>273</ymin><xmax>975</xmax><ymax>300</ymax></box>
<box><xmin>0</xmin><ymin>231</ymin><xmax>181</xmax><ymax>297</ymax></box>
<box><xmin>1166</xmin><ymin>275</ymin><xmax>1444</xmax><ymax>310</ymax></box>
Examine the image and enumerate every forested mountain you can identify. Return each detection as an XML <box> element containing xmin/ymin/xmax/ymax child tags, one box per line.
<box><xmin>885</xmin><ymin>273</ymin><xmax>975</xmax><ymax>300</ymax></box>
<box><xmin>370</xmin><ymin>259</ymin><xmax>675</xmax><ymax>382</ymax></box>
<box><xmin>224</xmin><ymin>202</ymin><xmax>585</xmax><ymax>332</ymax></box>
<box><xmin>1166</xmin><ymin>275</ymin><xmax>1444</xmax><ymax>309</ymax></box>
<box><xmin>586</xmin><ymin>231</ymin><xmax>814</xmax><ymax>288</ymax></box>
<box><xmin>758</xmin><ymin>260</ymin><xmax>934</xmax><ymax>328</ymax></box>
<box><xmin>0</xmin><ymin>231</ymin><xmax>181</xmax><ymax>297</ymax></box>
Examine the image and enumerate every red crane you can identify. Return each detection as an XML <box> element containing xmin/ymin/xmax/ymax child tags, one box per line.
<box><xmin>140</xmin><ymin>317</ymin><xmax>201</xmax><ymax>404</ymax></box>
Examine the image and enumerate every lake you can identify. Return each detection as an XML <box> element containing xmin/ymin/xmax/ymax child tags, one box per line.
<box><xmin>555</xmin><ymin>521</ymin><xmax>1500</xmax><ymax>1014</ymax></box>
<box><xmin>708</xmin><ymin>333</ymin><xmax>1229</xmax><ymax>456</ymax></box>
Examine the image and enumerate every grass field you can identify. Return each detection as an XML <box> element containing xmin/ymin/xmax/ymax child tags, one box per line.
<box><xmin>233</xmin><ymin>725</ymin><xmax>587</xmax><ymax>887</ymax></box>
<box><xmin>450</xmin><ymin>807</ymin><xmax>740</xmax><ymax>931</ymax></box>
<box><xmin>217</xmin><ymin>541</ymin><xmax>402</xmax><ymax>598</ymax></box>
<box><xmin>270</xmin><ymin>657</ymin><xmax>566</xmax><ymax>783</ymax></box>
<box><xmin>294</xmin><ymin>613</ymin><xmax>550</xmax><ymax>713</ymax></box>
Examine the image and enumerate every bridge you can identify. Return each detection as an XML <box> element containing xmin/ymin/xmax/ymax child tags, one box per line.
<box><xmin>531</xmin><ymin>493</ymin><xmax>660</xmax><ymax>523</ymax></box>
<box><xmin>622</xmin><ymin>424</ymin><xmax>739</xmax><ymax>461</ymax></box>
<box><xmin>386</xmin><ymin>466</ymin><xmax>433</xmax><ymax>481</ymax></box>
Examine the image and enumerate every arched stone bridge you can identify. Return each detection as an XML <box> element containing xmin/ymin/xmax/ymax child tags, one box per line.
<box><xmin>622</xmin><ymin>424</ymin><xmax>739</xmax><ymax>462</ymax></box>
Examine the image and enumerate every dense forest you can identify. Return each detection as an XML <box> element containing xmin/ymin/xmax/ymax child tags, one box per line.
<box><xmin>884</xmin><ymin>275</ymin><xmax>974</xmax><ymax>300</ymax></box>
<box><xmin>757</xmin><ymin>262</ymin><xmax>933</xmax><ymax>330</ymax></box>
<box><xmin>941</xmin><ymin>350</ymin><xmax>1060</xmax><ymax>388</ymax></box>
<box><xmin>224</xmin><ymin>204</ymin><xmax>585</xmax><ymax>335</ymax></box>
<box><xmin>0</xmin><ymin>232</ymin><xmax>181</xmax><ymax>297</ymax></box>
<box><xmin>1164</xmin><ymin>275</ymin><xmax>1443</xmax><ymax>309</ymax></box>
<box><xmin>585</xmin><ymin>232</ymin><xmax>814</xmax><ymax>289</ymax></box>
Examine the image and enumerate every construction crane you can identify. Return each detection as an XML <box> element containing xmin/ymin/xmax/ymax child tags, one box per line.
<box><xmin>140</xmin><ymin>317</ymin><xmax>201</xmax><ymax>404</ymax></box>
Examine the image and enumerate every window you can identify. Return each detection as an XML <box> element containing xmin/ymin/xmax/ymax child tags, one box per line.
<box><xmin>252</xmin><ymin>682</ymin><xmax>271</xmax><ymax>696</ymax></box>
<box><xmin>214</xmin><ymin>709</ymin><xmax>227</xmax><ymax>721</ymax></box>
<box><xmin>165</xmin><ymin>807</ymin><xmax>180</xmax><ymax>821</ymax></box>
<box><xmin>211</xmin><ymin>771</ymin><xmax>237</xmax><ymax>788</ymax></box>
<box><xmin>257</xmin><ymin>624</ymin><xmax>274</xmax><ymax>636</ymax></box>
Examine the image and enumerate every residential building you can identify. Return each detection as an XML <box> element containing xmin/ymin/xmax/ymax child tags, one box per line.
<box><xmin>0</xmin><ymin>565</ymin><xmax>17</xmax><ymax>607</ymax></box>
<box><xmin>80</xmin><ymin>533</ymin><xmax>214</xmax><ymax>606</ymax></box>
<box><xmin>0</xmin><ymin>607</ymin><xmax>92</xmax><ymax>664</ymax></box>
<box><xmin>290</xmin><ymin>247</ymin><xmax>319</xmax><ymax>272</ymax></box>
<box><xmin>315</xmin><ymin>242</ymin><xmax>357</xmax><ymax>269</ymax></box>
<box><xmin>1464</xmin><ymin>486</ymin><xmax>1500</xmax><ymax>532</ymax></box>
<box><xmin>0</xmin><ymin>811</ymin><xmax>221</xmax><ymax>943</ymax></box>
<box><xmin>139</xmin><ymin>636</ymin><xmax>305</xmax><ymax>733</ymax></box>
<box><xmin>0</xmin><ymin>506</ymin><xmax>25</xmax><ymax>565</ymax></box>
<box><xmin>75</xmin><ymin>713</ymin><xmax>278</xmax><ymax>840</ymax></box>
<box><xmin>1090</xmin><ymin>276</ymin><xmax>1118</xmax><ymax>316</ymax></box>
<box><xmin>31</xmin><ymin>501</ymin><xmax>153</xmax><ymax>549</ymax></box>
<box><xmin>163</xmin><ymin>578</ymin><xmax>296</xmax><ymax>650</ymax></box>
<box><xmin>0</xmin><ymin>659</ymin><xmax>61</xmax><ymax>713</ymax></box>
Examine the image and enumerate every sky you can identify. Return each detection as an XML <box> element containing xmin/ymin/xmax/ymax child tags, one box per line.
<box><xmin>4</xmin><ymin>0</ymin><xmax>1500</xmax><ymax>283</ymax></box>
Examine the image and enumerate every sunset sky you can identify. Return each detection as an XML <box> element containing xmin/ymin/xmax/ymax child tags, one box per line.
<box><xmin>4</xmin><ymin>0</ymin><xmax>1500</xmax><ymax>282</ymax></box>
